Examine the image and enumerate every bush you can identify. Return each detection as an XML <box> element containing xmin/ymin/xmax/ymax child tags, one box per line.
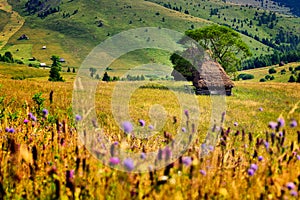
<box><xmin>288</xmin><ymin>75</ymin><xmax>296</xmax><ymax>83</ymax></box>
<box><xmin>238</xmin><ymin>73</ymin><xmax>254</xmax><ymax>80</ymax></box>
<box><xmin>260</xmin><ymin>78</ymin><xmax>266</xmax><ymax>82</ymax></box>
<box><xmin>265</xmin><ymin>75</ymin><xmax>271</xmax><ymax>80</ymax></box>
<box><xmin>289</xmin><ymin>67</ymin><xmax>293</xmax><ymax>71</ymax></box>
<box><xmin>280</xmin><ymin>69</ymin><xmax>286</xmax><ymax>75</ymax></box>
<box><xmin>270</xmin><ymin>76</ymin><xmax>275</xmax><ymax>80</ymax></box>
<box><xmin>295</xmin><ymin>66</ymin><xmax>300</xmax><ymax>71</ymax></box>
<box><xmin>268</xmin><ymin>68</ymin><xmax>277</xmax><ymax>74</ymax></box>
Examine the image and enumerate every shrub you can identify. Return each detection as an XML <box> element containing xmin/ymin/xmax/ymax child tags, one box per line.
<box><xmin>289</xmin><ymin>67</ymin><xmax>293</xmax><ymax>71</ymax></box>
<box><xmin>238</xmin><ymin>73</ymin><xmax>254</xmax><ymax>80</ymax></box>
<box><xmin>280</xmin><ymin>69</ymin><xmax>286</xmax><ymax>75</ymax></box>
<box><xmin>265</xmin><ymin>75</ymin><xmax>271</xmax><ymax>80</ymax></box>
<box><xmin>259</xmin><ymin>78</ymin><xmax>266</xmax><ymax>82</ymax></box>
<box><xmin>270</xmin><ymin>76</ymin><xmax>275</xmax><ymax>80</ymax></box>
<box><xmin>268</xmin><ymin>68</ymin><xmax>276</xmax><ymax>74</ymax></box>
<box><xmin>295</xmin><ymin>66</ymin><xmax>300</xmax><ymax>71</ymax></box>
<box><xmin>288</xmin><ymin>75</ymin><xmax>296</xmax><ymax>83</ymax></box>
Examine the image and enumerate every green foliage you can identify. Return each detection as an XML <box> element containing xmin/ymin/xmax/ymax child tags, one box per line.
<box><xmin>102</xmin><ymin>72</ymin><xmax>111</xmax><ymax>82</ymax></box>
<box><xmin>238</xmin><ymin>73</ymin><xmax>254</xmax><ymax>80</ymax></box>
<box><xmin>280</xmin><ymin>69</ymin><xmax>286</xmax><ymax>75</ymax></box>
<box><xmin>259</xmin><ymin>78</ymin><xmax>266</xmax><ymax>82</ymax></box>
<box><xmin>89</xmin><ymin>67</ymin><xmax>97</xmax><ymax>77</ymax></box>
<box><xmin>49</xmin><ymin>55</ymin><xmax>64</xmax><ymax>82</ymax></box>
<box><xmin>67</xmin><ymin>67</ymin><xmax>71</xmax><ymax>72</ymax></box>
<box><xmin>185</xmin><ymin>25</ymin><xmax>251</xmax><ymax>73</ymax></box>
<box><xmin>289</xmin><ymin>67</ymin><xmax>293</xmax><ymax>71</ymax></box>
<box><xmin>288</xmin><ymin>75</ymin><xmax>296</xmax><ymax>82</ymax></box>
<box><xmin>268</xmin><ymin>68</ymin><xmax>277</xmax><ymax>74</ymax></box>
<box><xmin>270</xmin><ymin>75</ymin><xmax>275</xmax><ymax>80</ymax></box>
<box><xmin>297</xmin><ymin>73</ymin><xmax>300</xmax><ymax>83</ymax></box>
<box><xmin>295</xmin><ymin>66</ymin><xmax>300</xmax><ymax>71</ymax></box>
<box><xmin>0</xmin><ymin>52</ymin><xmax>14</xmax><ymax>63</ymax></box>
<box><xmin>72</xmin><ymin>68</ymin><xmax>76</xmax><ymax>73</ymax></box>
<box><xmin>265</xmin><ymin>74</ymin><xmax>271</xmax><ymax>80</ymax></box>
<box><xmin>32</xmin><ymin>92</ymin><xmax>45</xmax><ymax>114</ymax></box>
<box><xmin>170</xmin><ymin>53</ymin><xmax>195</xmax><ymax>81</ymax></box>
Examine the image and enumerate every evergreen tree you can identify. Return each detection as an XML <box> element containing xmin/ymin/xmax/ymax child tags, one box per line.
<box><xmin>288</xmin><ymin>75</ymin><xmax>296</xmax><ymax>83</ymax></box>
<box><xmin>67</xmin><ymin>67</ymin><xmax>71</xmax><ymax>72</ymax></box>
<box><xmin>49</xmin><ymin>56</ymin><xmax>64</xmax><ymax>82</ymax></box>
<box><xmin>72</xmin><ymin>68</ymin><xmax>76</xmax><ymax>73</ymax></box>
<box><xmin>102</xmin><ymin>72</ymin><xmax>110</xmax><ymax>82</ymax></box>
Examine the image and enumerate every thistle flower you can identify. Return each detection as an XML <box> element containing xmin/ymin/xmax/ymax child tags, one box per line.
<box><xmin>123</xmin><ymin>158</ymin><xmax>134</xmax><ymax>171</ymax></box>
<box><xmin>164</xmin><ymin>146</ymin><xmax>172</xmax><ymax>161</ymax></box>
<box><xmin>138</xmin><ymin>119</ymin><xmax>145</xmax><ymax>127</ymax></box>
<box><xmin>122</xmin><ymin>121</ymin><xmax>133</xmax><ymax>134</ymax></box>
<box><xmin>250</xmin><ymin>164</ymin><xmax>258</xmax><ymax>172</ymax></box>
<box><xmin>291</xmin><ymin>190</ymin><xmax>298</xmax><ymax>197</ymax></box>
<box><xmin>109</xmin><ymin>157</ymin><xmax>120</xmax><ymax>165</ymax></box>
<box><xmin>234</xmin><ymin>122</ymin><xmax>238</xmax><ymax>126</ymax></box>
<box><xmin>75</xmin><ymin>114</ymin><xmax>82</xmax><ymax>121</ymax></box>
<box><xmin>24</xmin><ymin>119</ymin><xmax>29</xmax><ymax>124</ymax></box>
<box><xmin>268</xmin><ymin>121</ymin><xmax>277</xmax><ymax>130</ymax></box>
<box><xmin>181</xmin><ymin>127</ymin><xmax>186</xmax><ymax>133</ymax></box>
<box><xmin>290</xmin><ymin>120</ymin><xmax>297</xmax><ymax>128</ymax></box>
<box><xmin>258</xmin><ymin>156</ymin><xmax>263</xmax><ymax>161</ymax></box>
<box><xmin>5</xmin><ymin>127</ymin><xmax>9</xmax><ymax>132</ymax></box>
<box><xmin>42</xmin><ymin>108</ymin><xmax>49</xmax><ymax>116</ymax></box>
<box><xmin>182</xmin><ymin>156</ymin><xmax>192</xmax><ymax>166</ymax></box>
<box><xmin>140</xmin><ymin>152</ymin><xmax>146</xmax><ymax>160</ymax></box>
<box><xmin>286</xmin><ymin>182</ymin><xmax>296</xmax><ymax>190</ymax></box>
<box><xmin>8</xmin><ymin>128</ymin><xmax>15</xmax><ymax>133</ymax></box>
<box><xmin>297</xmin><ymin>155</ymin><xmax>300</xmax><ymax>160</ymax></box>
<box><xmin>199</xmin><ymin>170</ymin><xmax>206</xmax><ymax>176</ymax></box>
<box><xmin>278</xmin><ymin>132</ymin><xmax>283</xmax><ymax>137</ymax></box>
<box><xmin>277</xmin><ymin>118</ymin><xmax>285</xmax><ymax>128</ymax></box>
<box><xmin>264</xmin><ymin>141</ymin><xmax>269</xmax><ymax>149</ymax></box>
<box><xmin>259</xmin><ymin>107</ymin><xmax>263</xmax><ymax>111</ymax></box>
<box><xmin>247</xmin><ymin>168</ymin><xmax>255</xmax><ymax>176</ymax></box>
<box><xmin>184</xmin><ymin>109</ymin><xmax>189</xmax><ymax>118</ymax></box>
<box><xmin>148</xmin><ymin>125</ymin><xmax>154</xmax><ymax>130</ymax></box>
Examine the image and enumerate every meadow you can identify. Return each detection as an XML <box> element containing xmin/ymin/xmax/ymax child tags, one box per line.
<box><xmin>0</xmin><ymin>71</ymin><xmax>300</xmax><ymax>199</ymax></box>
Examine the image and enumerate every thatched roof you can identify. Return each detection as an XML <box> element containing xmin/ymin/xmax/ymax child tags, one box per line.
<box><xmin>193</xmin><ymin>60</ymin><xmax>234</xmax><ymax>89</ymax></box>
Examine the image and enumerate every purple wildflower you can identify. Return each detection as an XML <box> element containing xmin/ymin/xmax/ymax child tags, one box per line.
<box><xmin>247</xmin><ymin>168</ymin><xmax>255</xmax><ymax>176</ymax></box>
<box><xmin>278</xmin><ymin>132</ymin><xmax>283</xmax><ymax>137</ymax></box>
<box><xmin>122</xmin><ymin>121</ymin><xmax>133</xmax><ymax>134</ymax></box>
<box><xmin>290</xmin><ymin>120</ymin><xmax>297</xmax><ymax>128</ymax></box>
<box><xmin>199</xmin><ymin>170</ymin><xmax>206</xmax><ymax>176</ymax></box>
<box><xmin>259</xmin><ymin>107</ymin><xmax>263</xmax><ymax>111</ymax></box>
<box><xmin>75</xmin><ymin>114</ymin><xmax>82</xmax><ymax>121</ymax></box>
<box><xmin>258</xmin><ymin>156</ymin><xmax>263</xmax><ymax>161</ymax></box>
<box><xmin>250</xmin><ymin>164</ymin><xmax>258</xmax><ymax>171</ymax></box>
<box><xmin>138</xmin><ymin>119</ymin><xmax>145</xmax><ymax>127</ymax></box>
<box><xmin>268</xmin><ymin>121</ymin><xmax>277</xmax><ymax>130</ymax></box>
<box><xmin>24</xmin><ymin>119</ymin><xmax>29</xmax><ymax>124</ymax></box>
<box><xmin>5</xmin><ymin>127</ymin><xmax>9</xmax><ymax>132</ymax></box>
<box><xmin>182</xmin><ymin>156</ymin><xmax>192</xmax><ymax>166</ymax></box>
<box><xmin>148</xmin><ymin>125</ymin><xmax>154</xmax><ymax>130</ymax></box>
<box><xmin>109</xmin><ymin>157</ymin><xmax>120</xmax><ymax>165</ymax></box>
<box><xmin>234</xmin><ymin>122</ymin><xmax>238</xmax><ymax>126</ymax></box>
<box><xmin>208</xmin><ymin>145</ymin><xmax>214</xmax><ymax>151</ymax></box>
<box><xmin>297</xmin><ymin>155</ymin><xmax>300</xmax><ymax>160</ymax></box>
<box><xmin>69</xmin><ymin>170</ymin><xmax>75</xmax><ymax>179</ymax></box>
<box><xmin>291</xmin><ymin>190</ymin><xmax>298</xmax><ymax>197</ymax></box>
<box><xmin>42</xmin><ymin>108</ymin><xmax>49</xmax><ymax>116</ymax></box>
<box><xmin>181</xmin><ymin>127</ymin><xmax>186</xmax><ymax>133</ymax></box>
<box><xmin>8</xmin><ymin>128</ymin><xmax>15</xmax><ymax>133</ymax></box>
<box><xmin>184</xmin><ymin>109</ymin><xmax>189</xmax><ymax>118</ymax></box>
<box><xmin>277</xmin><ymin>118</ymin><xmax>285</xmax><ymax>128</ymax></box>
<box><xmin>123</xmin><ymin>158</ymin><xmax>134</xmax><ymax>171</ymax></box>
<box><xmin>264</xmin><ymin>141</ymin><xmax>269</xmax><ymax>149</ymax></box>
<box><xmin>286</xmin><ymin>182</ymin><xmax>296</xmax><ymax>190</ymax></box>
<box><xmin>140</xmin><ymin>152</ymin><xmax>146</xmax><ymax>159</ymax></box>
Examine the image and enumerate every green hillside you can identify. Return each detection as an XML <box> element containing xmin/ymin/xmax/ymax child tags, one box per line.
<box><xmin>0</xmin><ymin>0</ymin><xmax>299</xmax><ymax>73</ymax></box>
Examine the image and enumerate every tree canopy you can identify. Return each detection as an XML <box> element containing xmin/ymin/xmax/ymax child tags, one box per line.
<box><xmin>185</xmin><ymin>24</ymin><xmax>251</xmax><ymax>73</ymax></box>
<box><xmin>49</xmin><ymin>55</ymin><xmax>64</xmax><ymax>82</ymax></box>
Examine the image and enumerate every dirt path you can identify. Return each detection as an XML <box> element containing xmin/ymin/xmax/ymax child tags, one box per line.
<box><xmin>0</xmin><ymin>0</ymin><xmax>25</xmax><ymax>50</ymax></box>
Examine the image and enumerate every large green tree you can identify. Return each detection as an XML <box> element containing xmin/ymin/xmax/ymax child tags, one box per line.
<box><xmin>49</xmin><ymin>55</ymin><xmax>64</xmax><ymax>82</ymax></box>
<box><xmin>185</xmin><ymin>24</ymin><xmax>251</xmax><ymax>73</ymax></box>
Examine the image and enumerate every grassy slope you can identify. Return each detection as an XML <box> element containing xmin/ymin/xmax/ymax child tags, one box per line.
<box><xmin>238</xmin><ymin>62</ymin><xmax>300</xmax><ymax>82</ymax></box>
<box><xmin>3</xmin><ymin>0</ymin><xmax>211</xmax><ymax>69</ymax></box>
<box><xmin>148</xmin><ymin>0</ymin><xmax>300</xmax><ymax>56</ymax></box>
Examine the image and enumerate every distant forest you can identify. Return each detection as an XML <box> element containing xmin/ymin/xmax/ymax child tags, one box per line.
<box><xmin>272</xmin><ymin>0</ymin><xmax>300</xmax><ymax>16</ymax></box>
